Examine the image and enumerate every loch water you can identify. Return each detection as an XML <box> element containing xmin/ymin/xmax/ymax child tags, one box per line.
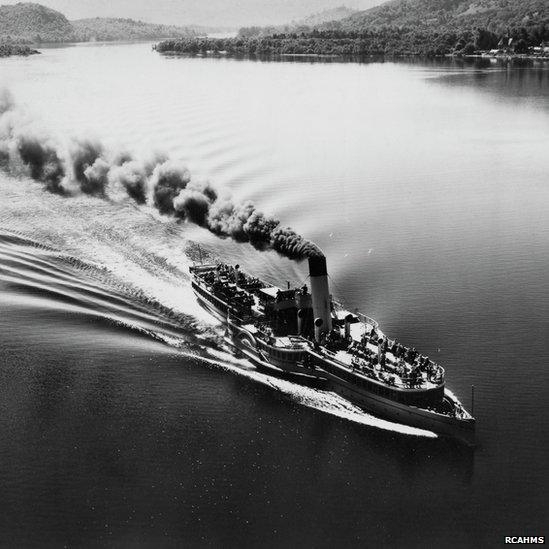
<box><xmin>0</xmin><ymin>43</ymin><xmax>548</xmax><ymax>547</ymax></box>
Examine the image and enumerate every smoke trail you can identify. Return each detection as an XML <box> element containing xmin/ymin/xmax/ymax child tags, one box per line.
<box><xmin>69</xmin><ymin>139</ymin><xmax>109</xmax><ymax>196</ymax></box>
<box><xmin>16</xmin><ymin>135</ymin><xmax>66</xmax><ymax>194</ymax></box>
<box><xmin>0</xmin><ymin>91</ymin><xmax>323</xmax><ymax>261</ymax></box>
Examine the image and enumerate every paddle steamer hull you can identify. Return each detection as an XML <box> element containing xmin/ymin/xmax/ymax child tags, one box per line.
<box><xmin>190</xmin><ymin>261</ymin><xmax>475</xmax><ymax>445</ymax></box>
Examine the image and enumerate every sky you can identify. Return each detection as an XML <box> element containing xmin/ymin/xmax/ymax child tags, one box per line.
<box><xmin>0</xmin><ymin>0</ymin><xmax>383</xmax><ymax>27</ymax></box>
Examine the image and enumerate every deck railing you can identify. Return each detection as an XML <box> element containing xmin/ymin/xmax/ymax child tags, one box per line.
<box><xmin>332</xmin><ymin>300</ymin><xmax>379</xmax><ymax>329</ymax></box>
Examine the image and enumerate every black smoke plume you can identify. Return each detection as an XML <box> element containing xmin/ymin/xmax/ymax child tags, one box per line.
<box><xmin>69</xmin><ymin>139</ymin><xmax>109</xmax><ymax>196</ymax></box>
<box><xmin>17</xmin><ymin>135</ymin><xmax>66</xmax><ymax>194</ymax></box>
<box><xmin>0</xmin><ymin>91</ymin><xmax>323</xmax><ymax>261</ymax></box>
<box><xmin>150</xmin><ymin>160</ymin><xmax>191</xmax><ymax>215</ymax></box>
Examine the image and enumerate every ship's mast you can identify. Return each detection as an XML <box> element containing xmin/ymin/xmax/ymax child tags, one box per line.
<box><xmin>471</xmin><ymin>385</ymin><xmax>475</xmax><ymax>416</ymax></box>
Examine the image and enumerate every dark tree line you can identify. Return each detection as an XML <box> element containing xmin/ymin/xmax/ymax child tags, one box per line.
<box><xmin>156</xmin><ymin>24</ymin><xmax>549</xmax><ymax>58</ymax></box>
<box><xmin>0</xmin><ymin>42</ymin><xmax>39</xmax><ymax>57</ymax></box>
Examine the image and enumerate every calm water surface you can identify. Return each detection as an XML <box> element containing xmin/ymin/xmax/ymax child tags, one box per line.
<box><xmin>0</xmin><ymin>43</ymin><xmax>548</xmax><ymax>547</ymax></box>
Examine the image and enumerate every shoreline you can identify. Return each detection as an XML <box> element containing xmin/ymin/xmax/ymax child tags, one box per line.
<box><xmin>5</xmin><ymin>40</ymin><xmax>548</xmax><ymax>63</ymax></box>
<box><xmin>457</xmin><ymin>53</ymin><xmax>549</xmax><ymax>61</ymax></box>
<box><xmin>156</xmin><ymin>49</ymin><xmax>549</xmax><ymax>64</ymax></box>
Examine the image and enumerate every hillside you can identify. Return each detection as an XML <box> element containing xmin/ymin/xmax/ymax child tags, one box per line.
<box><xmin>0</xmin><ymin>2</ymin><xmax>197</xmax><ymax>44</ymax></box>
<box><xmin>332</xmin><ymin>0</ymin><xmax>549</xmax><ymax>33</ymax></box>
<box><xmin>295</xmin><ymin>6</ymin><xmax>358</xmax><ymax>26</ymax></box>
<box><xmin>162</xmin><ymin>0</ymin><xmax>549</xmax><ymax>57</ymax></box>
<box><xmin>71</xmin><ymin>17</ymin><xmax>196</xmax><ymax>42</ymax></box>
<box><xmin>237</xmin><ymin>6</ymin><xmax>359</xmax><ymax>39</ymax></box>
<box><xmin>0</xmin><ymin>2</ymin><xmax>74</xmax><ymax>42</ymax></box>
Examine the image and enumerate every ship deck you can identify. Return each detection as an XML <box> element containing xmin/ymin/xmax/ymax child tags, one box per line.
<box><xmin>191</xmin><ymin>263</ymin><xmax>445</xmax><ymax>393</ymax></box>
<box><xmin>329</xmin><ymin>349</ymin><xmax>441</xmax><ymax>391</ymax></box>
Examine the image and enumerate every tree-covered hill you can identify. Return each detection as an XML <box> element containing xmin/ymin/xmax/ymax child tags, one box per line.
<box><xmin>0</xmin><ymin>2</ymin><xmax>197</xmax><ymax>45</ymax></box>
<box><xmin>329</xmin><ymin>0</ymin><xmax>549</xmax><ymax>34</ymax></box>
<box><xmin>157</xmin><ymin>0</ymin><xmax>549</xmax><ymax>57</ymax></box>
<box><xmin>71</xmin><ymin>17</ymin><xmax>197</xmax><ymax>42</ymax></box>
<box><xmin>0</xmin><ymin>2</ymin><xmax>74</xmax><ymax>42</ymax></box>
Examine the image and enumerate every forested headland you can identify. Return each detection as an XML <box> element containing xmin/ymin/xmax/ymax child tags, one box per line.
<box><xmin>156</xmin><ymin>0</ymin><xmax>549</xmax><ymax>58</ymax></box>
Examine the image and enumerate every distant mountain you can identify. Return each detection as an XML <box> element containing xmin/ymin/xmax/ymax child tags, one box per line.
<box><xmin>332</xmin><ymin>0</ymin><xmax>549</xmax><ymax>33</ymax></box>
<box><xmin>71</xmin><ymin>17</ymin><xmax>196</xmax><ymax>42</ymax></box>
<box><xmin>295</xmin><ymin>6</ymin><xmax>358</xmax><ymax>26</ymax></box>
<box><xmin>0</xmin><ymin>0</ymin><xmax>385</xmax><ymax>28</ymax></box>
<box><xmin>0</xmin><ymin>3</ymin><xmax>197</xmax><ymax>44</ymax></box>
<box><xmin>0</xmin><ymin>2</ymin><xmax>74</xmax><ymax>42</ymax></box>
<box><xmin>237</xmin><ymin>5</ymin><xmax>359</xmax><ymax>39</ymax></box>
